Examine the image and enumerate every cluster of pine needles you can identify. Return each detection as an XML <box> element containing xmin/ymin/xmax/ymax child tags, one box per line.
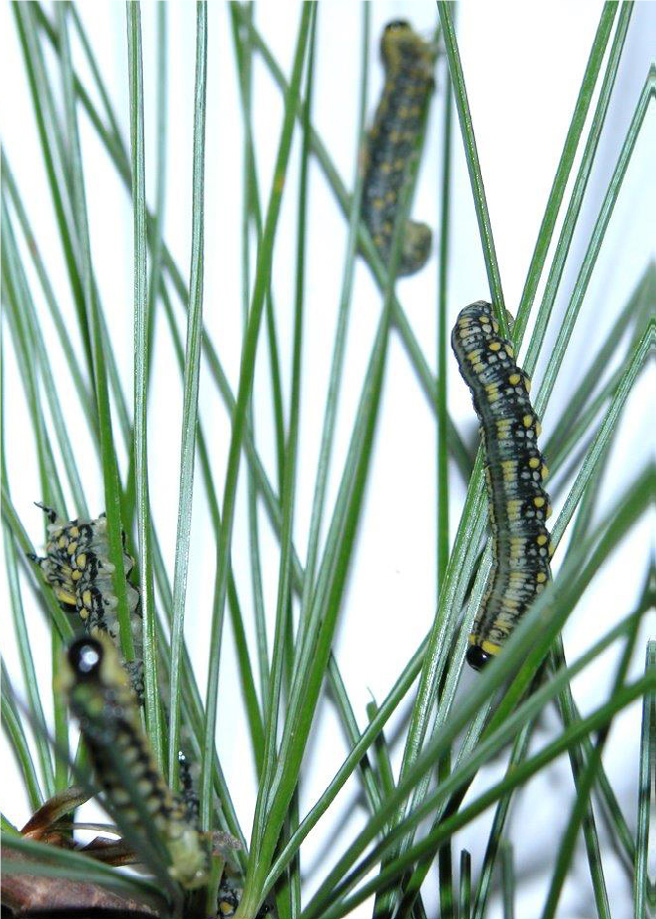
<box><xmin>2</xmin><ymin>3</ymin><xmax>655</xmax><ymax>919</ymax></box>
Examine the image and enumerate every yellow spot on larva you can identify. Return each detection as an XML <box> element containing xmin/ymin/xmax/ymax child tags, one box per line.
<box><xmin>534</xmin><ymin>421</ymin><xmax>543</xmax><ymax>436</ymax></box>
<box><xmin>509</xmin><ymin>373</ymin><xmax>521</xmax><ymax>385</ymax></box>
<box><xmin>523</xmin><ymin>415</ymin><xmax>533</xmax><ymax>428</ymax></box>
<box><xmin>524</xmin><ymin>377</ymin><xmax>532</xmax><ymax>393</ymax></box>
<box><xmin>55</xmin><ymin>588</ymin><xmax>76</xmax><ymax>606</ymax></box>
<box><xmin>481</xmin><ymin>640</ymin><xmax>502</xmax><ymax>656</ymax></box>
<box><xmin>76</xmin><ymin>553</ymin><xmax>86</xmax><ymax>569</ymax></box>
<box><xmin>546</xmin><ymin>504</ymin><xmax>553</xmax><ymax>519</ymax></box>
<box><xmin>537</xmin><ymin>534</ymin><xmax>548</xmax><ymax>546</ymax></box>
<box><xmin>541</xmin><ymin>464</ymin><xmax>549</xmax><ymax>480</ymax></box>
<box><xmin>505</xmin><ymin>345</ymin><xmax>515</xmax><ymax>358</ymax></box>
<box><xmin>72</xmin><ymin>570</ymin><xmax>82</xmax><ymax>581</ymax></box>
<box><xmin>533</xmin><ymin>497</ymin><xmax>546</xmax><ymax>509</ymax></box>
<box><xmin>489</xmin><ymin>341</ymin><xmax>501</xmax><ymax>351</ymax></box>
<box><xmin>536</xmin><ymin>572</ymin><xmax>548</xmax><ymax>583</ymax></box>
<box><xmin>529</xmin><ymin>457</ymin><xmax>540</xmax><ymax>469</ymax></box>
<box><xmin>82</xmin><ymin>589</ymin><xmax>92</xmax><ymax>607</ymax></box>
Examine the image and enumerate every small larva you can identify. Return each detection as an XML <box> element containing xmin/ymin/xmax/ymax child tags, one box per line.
<box><xmin>361</xmin><ymin>20</ymin><xmax>435</xmax><ymax>276</ymax></box>
<box><xmin>452</xmin><ymin>301</ymin><xmax>553</xmax><ymax>670</ymax></box>
<box><xmin>217</xmin><ymin>870</ymin><xmax>243</xmax><ymax>918</ymax></box>
<box><xmin>217</xmin><ymin>868</ymin><xmax>273</xmax><ymax>919</ymax></box>
<box><xmin>29</xmin><ymin>504</ymin><xmax>143</xmax><ymax>696</ymax></box>
<box><xmin>59</xmin><ymin>634</ymin><xmax>208</xmax><ymax>890</ymax></box>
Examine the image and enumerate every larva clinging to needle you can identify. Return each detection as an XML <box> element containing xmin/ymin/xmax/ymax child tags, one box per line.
<box><xmin>452</xmin><ymin>301</ymin><xmax>553</xmax><ymax>670</ymax></box>
<box><xmin>361</xmin><ymin>20</ymin><xmax>436</xmax><ymax>276</ymax></box>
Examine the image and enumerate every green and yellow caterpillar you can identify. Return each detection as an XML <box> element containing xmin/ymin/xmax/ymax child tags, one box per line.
<box><xmin>59</xmin><ymin>634</ymin><xmax>208</xmax><ymax>890</ymax></box>
<box><xmin>361</xmin><ymin>20</ymin><xmax>436</xmax><ymax>276</ymax></box>
<box><xmin>452</xmin><ymin>301</ymin><xmax>553</xmax><ymax>669</ymax></box>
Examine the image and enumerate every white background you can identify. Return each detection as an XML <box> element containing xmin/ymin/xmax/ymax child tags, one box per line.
<box><xmin>1</xmin><ymin>3</ymin><xmax>655</xmax><ymax>917</ymax></box>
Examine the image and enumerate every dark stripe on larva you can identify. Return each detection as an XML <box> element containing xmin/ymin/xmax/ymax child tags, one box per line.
<box><xmin>451</xmin><ymin>301</ymin><xmax>552</xmax><ymax>670</ymax></box>
<box><xmin>361</xmin><ymin>20</ymin><xmax>435</xmax><ymax>276</ymax></box>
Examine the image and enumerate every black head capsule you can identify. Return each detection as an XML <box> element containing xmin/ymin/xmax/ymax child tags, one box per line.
<box><xmin>466</xmin><ymin>645</ymin><xmax>493</xmax><ymax>671</ymax></box>
<box><xmin>67</xmin><ymin>637</ymin><xmax>104</xmax><ymax>680</ymax></box>
<box><xmin>384</xmin><ymin>19</ymin><xmax>411</xmax><ymax>32</ymax></box>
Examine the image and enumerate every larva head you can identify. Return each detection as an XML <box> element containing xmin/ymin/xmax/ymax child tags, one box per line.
<box><xmin>68</xmin><ymin>637</ymin><xmax>105</xmax><ymax>681</ymax></box>
<box><xmin>384</xmin><ymin>19</ymin><xmax>412</xmax><ymax>34</ymax></box>
<box><xmin>466</xmin><ymin>645</ymin><xmax>494</xmax><ymax>671</ymax></box>
<box><xmin>57</xmin><ymin>636</ymin><xmax>102</xmax><ymax>697</ymax></box>
<box><xmin>58</xmin><ymin>632</ymin><xmax>133</xmax><ymax>717</ymax></box>
<box><xmin>380</xmin><ymin>20</ymin><xmax>418</xmax><ymax>65</ymax></box>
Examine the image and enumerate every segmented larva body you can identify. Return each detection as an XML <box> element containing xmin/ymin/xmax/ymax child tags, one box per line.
<box><xmin>29</xmin><ymin>504</ymin><xmax>143</xmax><ymax>695</ymax></box>
<box><xmin>60</xmin><ymin>635</ymin><xmax>208</xmax><ymax>890</ymax></box>
<box><xmin>217</xmin><ymin>871</ymin><xmax>243</xmax><ymax>918</ymax></box>
<box><xmin>452</xmin><ymin>301</ymin><xmax>553</xmax><ymax>670</ymax></box>
<box><xmin>361</xmin><ymin>20</ymin><xmax>435</xmax><ymax>276</ymax></box>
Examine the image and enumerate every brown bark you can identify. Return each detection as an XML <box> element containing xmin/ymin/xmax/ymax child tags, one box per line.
<box><xmin>1</xmin><ymin>849</ymin><xmax>160</xmax><ymax>917</ymax></box>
